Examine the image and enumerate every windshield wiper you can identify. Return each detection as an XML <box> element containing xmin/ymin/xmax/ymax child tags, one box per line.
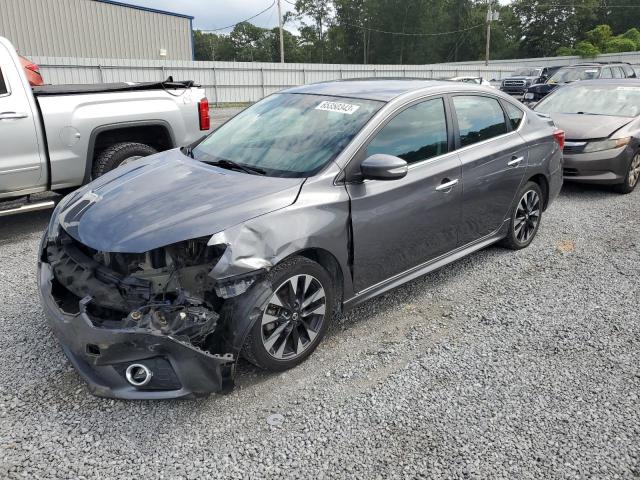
<box><xmin>204</xmin><ymin>158</ymin><xmax>266</xmax><ymax>175</ymax></box>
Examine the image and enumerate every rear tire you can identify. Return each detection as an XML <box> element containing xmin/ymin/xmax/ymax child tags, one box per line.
<box><xmin>613</xmin><ymin>152</ymin><xmax>640</xmax><ymax>194</ymax></box>
<box><xmin>240</xmin><ymin>256</ymin><xmax>334</xmax><ymax>372</ymax></box>
<box><xmin>92</xmin><ymin>142</ymin><xmax>157</xmax><ymax>178</ymax></box>
<box><xmin>500</xmin><ymin>181</ymin><xmax>543</xmax><ymax>250</ymax></box>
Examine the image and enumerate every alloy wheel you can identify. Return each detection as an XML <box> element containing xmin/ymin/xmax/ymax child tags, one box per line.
<box><xmin>628</xmin><ymin>153</ymin><xmax>640</xmax><ymax>188</ymax></box>
<box><xmin>261</xmin><ymin>274</ymin><xmax>326</xmax><ymax>360</ymax></box>
<box><xmin>514</xmin><ymin>189</ymin><xmax>541</xmax><ymax>244</ymax></box>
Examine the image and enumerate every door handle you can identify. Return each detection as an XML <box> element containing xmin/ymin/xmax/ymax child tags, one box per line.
<box><xmin>435</xmin><ymin>178</ymin><xmax>459</xmax><ymax>192</ymax></box>
<box><xmin>508</xmin><ymin>156</ymin><xmax>524</xmax><ymax>167</ymax></box>
<box><xmin>0</xmin><ymin>111</ymin><xmax>28</xmax><ymax>120</ymax></box>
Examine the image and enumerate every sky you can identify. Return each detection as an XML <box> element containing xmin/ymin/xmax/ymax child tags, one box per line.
<box><xmin>127</xmin><ymin>0</ymin><xmax>298</xmax><ymax>31</ymax></box>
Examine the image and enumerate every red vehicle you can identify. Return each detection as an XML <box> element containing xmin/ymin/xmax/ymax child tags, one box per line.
<box><xmin>19</xmin><ymin>55</ymin><xmax>43</xmax><ymax>86</ymax></box>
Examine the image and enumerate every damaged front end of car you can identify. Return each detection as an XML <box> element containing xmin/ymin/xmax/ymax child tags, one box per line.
<box><xmin>38</xmin><ymin>226</ymin><xmax>267</xmax><ymax>399</ymax></box>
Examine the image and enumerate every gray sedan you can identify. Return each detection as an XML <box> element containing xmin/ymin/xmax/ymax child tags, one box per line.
<box><xmin>38</xmin><ymin>80</ymin><xmax>563</xmax><ymax>399</ymax></box>
<box><xmin>534</xmin><ymin>79</ymin><xmax>640</xmax><ymax>193</ymax></box>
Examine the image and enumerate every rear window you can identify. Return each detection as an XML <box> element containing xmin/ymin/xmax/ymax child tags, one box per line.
<box><xmin>0</xmin><ymin>69</ymin><xmax>7</xmax><ymax>95</ymax></box>
<box><xmin>548</xmin><ymin>67</ymin><xmax>600</xmax><ymax>83</ymax></box>
<box><xmin>453</xmin><ymin>96</ymin><xmax>508</xmax><ymax>147</ymax></box>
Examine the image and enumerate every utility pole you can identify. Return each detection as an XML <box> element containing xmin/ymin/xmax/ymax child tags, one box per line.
<box><xmin>278</xmin><ymin>0</ymin><xmax>285</xmax><ymax>63</ymax></box>
<box><xmin>485</xmin><ymin>2</ymin><xmax>499</xmax><ymax>66</ymax></box>
<box><xmin>485</xmin><ymin>3</ymin><xmax>492</xmax><ymax>66</ymax></box>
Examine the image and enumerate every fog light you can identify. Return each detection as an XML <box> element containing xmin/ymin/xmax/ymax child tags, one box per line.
<box><xmin>125</xmin><ymin>364</ymin><xmax>153</xmax><ymax>387</ymax></box>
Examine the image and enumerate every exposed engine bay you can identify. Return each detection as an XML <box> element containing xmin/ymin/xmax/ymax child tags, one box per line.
<box><xmin>46</xmin><ymin>229</ymin><xmax>236</xmax><ymax>351</ymax></box>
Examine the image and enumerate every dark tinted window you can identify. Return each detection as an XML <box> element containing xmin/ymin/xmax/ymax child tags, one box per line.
<box><xmin>453</xmin><ymin>96</ymin><xmax>508</xmax><ymax>147</ymax></box>
<box><xmin>366</xmin><ymin>98</ymin><xmax>448</xmax><ymax>164</ymax></box>
<box><xmin>0</xmin><ymin>69</ymin><xmax>7</xmax><ymax>95</ymax></box>
<box><xmin>504</xmin><ymin>102</ymin><xmax>524</xmax><ymax>130</ymax></box>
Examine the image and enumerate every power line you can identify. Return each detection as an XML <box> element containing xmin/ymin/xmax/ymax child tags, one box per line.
<box><xmin>199</xmin><ymin>1</ymin><xmax>276</xmax><ymax>32</ymax></box>
<box><xmin>350</xmin><ymin>22</ymin><xmax>484</xmax><ymax>36</ymax></box>
<box><xmin>283</xmin><ymin>0</ymin><xmax>484</xmax><ymax>37</ymax></box>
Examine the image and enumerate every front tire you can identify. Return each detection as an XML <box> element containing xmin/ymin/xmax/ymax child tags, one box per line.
<box><xmin>92</xmin><ymin>142</ymin><xmax>157</xmax><ymax>178</ymax></box>
<box><xmin>500</xmin><ymin>181</ymin><xmax>543</xmax><ymax>250</ymax></box>
<box><xmin>614</xmin><ymin>152</ymin><xmax>640</xmax><ymax>194</ymax></box>
<box><xmin>241</xmin><ymin>256</ymin><xmax>334</xmax><ymax>371</ymax></box>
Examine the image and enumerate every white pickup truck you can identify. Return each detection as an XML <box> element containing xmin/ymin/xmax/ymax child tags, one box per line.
<box><xmin>0</xmin><ymin>36</ymin><xmax>210</xmax><ymax>216</ymax></box>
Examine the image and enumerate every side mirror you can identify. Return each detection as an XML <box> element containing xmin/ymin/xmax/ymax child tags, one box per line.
<box><xmin>360</xmin><ymin>154</ymin><xmax>408</xmax><ymax>181</ymax></box>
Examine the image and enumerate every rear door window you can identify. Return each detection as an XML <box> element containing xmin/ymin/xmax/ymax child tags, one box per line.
<box><xmin>366</xmin><ymin>98</ymin><xmax>449</xmax><ymax>164</ymax></box>
<box><xmin>611</xmin><ymin>67</ymin><xmax>624</xmax><ymax>79</ymax></box>
<box><xmin>601</xmin><ymin>68</ymin><xmax>613</xmax><ymax>79</ymax></box>
<box><xmin>622</xmin><ymin>65</ymin><xmax>635</xmax><ymax>77</ymax></box>
<box><xmin>452</xmin><ymin>96</ymin><xmax>508</xmax><ymax>147</ymax></box>
<box><xmin>0</xmin><ymin>69</ymin><xmax>8</xmax><ymax>95</ymax></box>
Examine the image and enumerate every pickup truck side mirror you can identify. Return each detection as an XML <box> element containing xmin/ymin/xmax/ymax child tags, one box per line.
<box><xmin>361</xmin><ymin>154</ymin><xmax>408</xmax><ymax>181</ymax></box>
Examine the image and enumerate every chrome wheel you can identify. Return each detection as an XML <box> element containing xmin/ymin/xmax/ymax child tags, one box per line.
<box><xmin>261</xmin><ymin>274</ymin><xmax>326</xmax><ymax>360</ymax></box>
<box><xmin>514</xmin><ymin>189</ymin><xmax>541</xmax><ymax>244</ymax></box>
<box><xmin>119</xmin><ymin>155</ymin><xmax>143</xmax><ymax>167</ymax></box>
<box><xmin>628</xmin><ymin>153</ymin><xmax>640</xmax><ymax>188</ymax></box>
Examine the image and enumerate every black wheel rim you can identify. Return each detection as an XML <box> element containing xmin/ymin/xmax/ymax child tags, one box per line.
<box><xmin>261</xmin><ymin>274</ymin><xmax>326</xmax><ymax>360</ymax></box>
<box><xmin>514</xmin><ymin>190</ymin><xmax>540</xmax><ymax>244</ymax></box>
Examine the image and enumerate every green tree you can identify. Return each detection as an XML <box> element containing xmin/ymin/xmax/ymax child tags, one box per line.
<box><xmin>511</xmin><ymin>0</ymin><xmax>599</xmax><ymax>58</ymax></box>
<box><xmin>585</xmin><ymin>24</ymin><xmax>612</xmax><ymax>50</ymax></box>
<box><xmin>621</xmin><ymin>28</ymin><xmax>640</xmax><ymax>49</ymax></box>
<box><xmin>292</xmin><ymin>0</ymin><xmax>333</xmax><ymax>62</ymax></box>
<box><xmin>556</xmin><ymin>46</ymin><xmax>574</xmax><ymax>56</ymax></box>
<box><xmin>603</xmin><ymin>37</ymin><xmax>637</xmax><ymax>53</ymax></box>
<box><xmin>574</xmin><ymin>40</ymin><xmax>600</xmax><ymax>58</ymax></box>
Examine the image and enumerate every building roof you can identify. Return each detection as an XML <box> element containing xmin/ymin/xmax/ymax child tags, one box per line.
<box><xmin>94</xmin><ymin>0</ymin><xmax>194</xmax><ymax>20</ymax></box>
<box><xmin>284</xmin><ymin>79</ymin><xmax>466</xmax><ymax>102</ymax></box>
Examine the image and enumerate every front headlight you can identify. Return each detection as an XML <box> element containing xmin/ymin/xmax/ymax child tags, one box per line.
<box><xmin>582</xmin><ymin>137</ymin><xmax>631</xmax><ymax>153</ymax></box>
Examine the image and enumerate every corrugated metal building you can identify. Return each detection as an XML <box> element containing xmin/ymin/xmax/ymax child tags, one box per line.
<box><xmin>0</xmin><ymin>0</ymin><xmax>194</xmax><ymax>60</ymax></box>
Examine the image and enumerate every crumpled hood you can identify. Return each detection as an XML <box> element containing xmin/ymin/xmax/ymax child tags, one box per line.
<box><xmin>59</xmin><ymin>149</ymin><xmax>304</xmax><ymax>252</ymax></box>
<box><xmin>549</xmin><ymin>113</ymin><xmax>633</xmax><ymax>140</ymax></box>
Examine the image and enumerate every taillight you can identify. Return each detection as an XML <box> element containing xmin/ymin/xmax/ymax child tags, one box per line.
<box><xmin>198</xmin><ymin>98</ymin><xmax>210</xmax><ymax>131</ymax></box>
<box><xmin>553</xmin><ymin>129</ymin><xmax>565</xmax><ymax>150</ymax></box>
<box><xmin>25</xmin><ymin>63</ymin><xmax>40</xmax><ymax>73</ymax></box>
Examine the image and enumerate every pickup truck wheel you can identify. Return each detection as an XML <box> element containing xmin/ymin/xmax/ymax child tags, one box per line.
<box><xmin>92</xmin><ymin>142</ymin><xmax>157</xmax><ymax>178</ymax></box>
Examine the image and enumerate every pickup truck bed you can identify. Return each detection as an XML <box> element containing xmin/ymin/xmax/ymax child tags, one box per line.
<box><xmin>0</xmin><ymin>36</ymin><xmax>211</xmax><ymax>212</ymax></box>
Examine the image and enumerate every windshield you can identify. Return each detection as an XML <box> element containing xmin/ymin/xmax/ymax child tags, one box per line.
<box><xmin>192</xmin><ymin>93</ymin><xmax>383</xmax><ymax>178</ymax></box>
<box><xmin>512</xmin><ymin>69</ymin><xmax>541</xmax><ymax>77</ymax></box>
<box><xmin>548</xmin><ymin>67</ymin><xmax>600</xmax><ymax>84</ymax></box>
<box><xmin>535</xmin><ymin>84</ymin><xmax>640</xmax><ymax>117</ymax></box>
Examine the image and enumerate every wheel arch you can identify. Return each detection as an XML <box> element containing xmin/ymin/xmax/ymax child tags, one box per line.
<box><xmin>84</xmin><ymin>120</ymin><xmax>176</xmax><ymax>183</ymax></box>
<box><xmin>527</xmin><ymin>173</ymin><xmax>550</xmax><ymax>210</ymax></box>
<box><xmin>291</xmin><ymin>248</ymin><xmax>345</xmax><ymax>313</ymax></box>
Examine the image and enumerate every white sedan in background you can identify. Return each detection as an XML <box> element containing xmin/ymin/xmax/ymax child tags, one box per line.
<box><xmin>449</xmin><ymin>76</ymin><xmax>494</xmax><ymax>87</ymax></box>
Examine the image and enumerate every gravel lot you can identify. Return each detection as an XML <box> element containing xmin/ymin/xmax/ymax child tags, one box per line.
<box><xmin>1</xmin><ymin>113</ymin><xmax>639</xmax><ymax>478</ymax></box>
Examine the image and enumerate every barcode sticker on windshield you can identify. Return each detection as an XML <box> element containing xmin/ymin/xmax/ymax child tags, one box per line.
<box><xmin>315</xmin><ymin>101</ymin><xmax>360</xmax><ymax>114</ymax></box>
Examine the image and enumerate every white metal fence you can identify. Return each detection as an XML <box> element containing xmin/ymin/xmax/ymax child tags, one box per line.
<box><xmin>31</xmin><ymin>51</ymin><xmax>640</xmax><ymax>104</ymax></box>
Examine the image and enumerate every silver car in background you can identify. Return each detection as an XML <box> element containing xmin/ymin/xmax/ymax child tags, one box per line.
<box><xmin>38</xmin><ymin>80</ymin><xmax>564</xmax><ymax>399</ymax></box>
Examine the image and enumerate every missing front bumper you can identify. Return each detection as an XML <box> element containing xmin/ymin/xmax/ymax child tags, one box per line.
<box><xmin>39</xmin><ymin>260</ymin><xmax>236</xmax><ymax>399</ymax></box>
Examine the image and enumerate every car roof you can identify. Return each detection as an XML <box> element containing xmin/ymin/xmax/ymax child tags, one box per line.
<box><xmin>561</xmin><ymin>79</ymin><xmax>640</xmax><ymax>87</ymax></box>
<box><xmin>282</xmin><ymin>79</ymin><xmax>483</xmax><ymax>102</ymax></box>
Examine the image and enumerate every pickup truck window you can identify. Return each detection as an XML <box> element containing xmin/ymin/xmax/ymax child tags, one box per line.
<box><xmin>0</xmin><ymin>69</ymin><xmax>8</xmax><ymax>95</ymax></box>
